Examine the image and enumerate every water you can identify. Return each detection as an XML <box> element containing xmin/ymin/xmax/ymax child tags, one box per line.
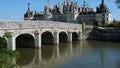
<box><xmin>16</xmin><ymin>40</ymin><xmax>120</xmax><ymax>68</ymax></box>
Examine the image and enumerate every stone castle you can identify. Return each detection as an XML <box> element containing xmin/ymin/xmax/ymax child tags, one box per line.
<box><xmin>24</xmin><ymin>0</ymin><xmax>111</xmax><ymax>25</ymax></box>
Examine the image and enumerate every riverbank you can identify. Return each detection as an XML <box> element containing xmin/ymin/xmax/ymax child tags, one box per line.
<box><xmin>82</xmin><ymin>26</ymin><xmax>120</xmax><ymax>42</ymax></box>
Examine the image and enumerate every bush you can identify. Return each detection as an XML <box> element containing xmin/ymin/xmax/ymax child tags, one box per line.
<box><xmin>102</xmin><ymin>20</ymin><xmax>107</xmax><ymax>27</ymax></box>
<box><xmin>0</xmin><ymin>49</ymin><xmax>19</xmax><ymax>68</ymax></box>
<box><xmin>107</xmin><ymin>19</ymin><xmax>120</xmax><ymax>28</ymax></box>
<box><xmin>0</xmin><ymin>32</ymin><xmax>20</xmax><ymax>68</ymax></box>
<box><xmin>94</xmin><ymin>20</ymin><xmax>100</xmax><ymax>26</ymax></box>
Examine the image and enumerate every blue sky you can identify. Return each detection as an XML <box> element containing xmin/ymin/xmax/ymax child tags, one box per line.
<box><xmin>0</xmin><ymin>0</ymin><xmax>120</xmax><ymax>20</ymax></box>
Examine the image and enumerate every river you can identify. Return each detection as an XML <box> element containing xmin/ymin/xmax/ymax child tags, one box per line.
<box><xmin>16</xmin><ymin>40</ymin><xmax>120</xmax><ymax>68</ymax></box>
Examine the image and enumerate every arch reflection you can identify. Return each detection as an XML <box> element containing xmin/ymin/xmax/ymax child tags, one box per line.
<box><xmin>16</xmin><ymin>41</ymin><xmax>83</xmax><ymax>68</ymax></box>
<box><xmin>16</xmin><ymin>48</ymin><xmax>35</xmax><ymax>66</ymax></box>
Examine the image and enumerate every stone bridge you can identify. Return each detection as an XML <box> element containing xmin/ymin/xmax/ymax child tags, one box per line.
<box><xmin>0</xmin><ymin>21</ymin><xmax>82</xmax><ymax>50</ymax></box>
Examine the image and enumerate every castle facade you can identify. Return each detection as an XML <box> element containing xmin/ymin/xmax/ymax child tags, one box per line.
<box><xmin>24</xmin><ymin>0</ymin><xmax>111</xmax><ymax>25</ymax></box>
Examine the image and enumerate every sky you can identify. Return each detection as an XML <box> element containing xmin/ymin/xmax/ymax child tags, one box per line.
<box><xmin>0</xmin><ymin>0</ymin><xmax>120</xmax><ymax>20</ymax></box>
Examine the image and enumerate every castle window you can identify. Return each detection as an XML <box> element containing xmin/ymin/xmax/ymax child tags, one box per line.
<box><xmin>106</xmin><ymin>10</ymin><xmax>107</xmax><ymax>12</ymax></box>
<box><xmin>107</xmin><ymin>18</ymin><xmax>108</xmax><ymax>21</ymax></box>
<box><xmin>103</xmin><ymin>14</ymin><xmax>105</xmax><ymax>16</ymax></box>
<box><xmin>107</xmin><ymin>14</ymin><xmax>109</xmax><ymax>16</ymax></box>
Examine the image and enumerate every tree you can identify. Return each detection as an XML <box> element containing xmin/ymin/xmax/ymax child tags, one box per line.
<box><xmin>94</xmin><ymin>19</ymin><xmax>100</xmax><ymax>26</ymax></box>
<box><xmin>0</xmin><ymin>32</ymin><xmax>20</xmax><ymax>68</ymax></box>
<box><xmin>85</xmin><ymin>21</ymin><xmax>91</xmax><ymax>25</ymax></box>
<box><xmin>113</xmin><ymin>19</ymin><xmax>119</xmax><ymax>27</ymax></box>
<box><xmin>102</xmin><ymin>20</ymin><xmax>107</xmax><ymax>27</ymax></box>
<box><xmin>0</xmin><ymin>32</ymin><xmax>11</xmax><ymax>48</ymax></box>
<box><xmin>78</xmin><ymin>20</ymin><xmax>84</xmax><ymax>24</ymax></box>
<box><xmin>115</xmin><ymin>0</ymin><xmax>120</xmax><ymax>8</ymax></box>
<box><xmin>108</xmin><ymin>19</ymin><xmax>120</xmax><ymax>27</ymax></box>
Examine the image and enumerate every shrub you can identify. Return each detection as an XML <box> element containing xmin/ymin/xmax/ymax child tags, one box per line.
<box><xmin>0</xmin><ymin>32</ymin><xmax>20</xmax><ymax>68</ymax></box>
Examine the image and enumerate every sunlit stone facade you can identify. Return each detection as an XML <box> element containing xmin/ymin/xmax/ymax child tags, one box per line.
<box><xmin>24</xmin><ymin>0</ymin><xmax>111</xmax><ymax>24</ymax></box>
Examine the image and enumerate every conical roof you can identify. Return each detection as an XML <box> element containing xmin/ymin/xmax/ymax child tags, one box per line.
<box><xmin>100</xmin><ymin>0</ymin><xmax>108</xmax><ymax>9</ymax></box>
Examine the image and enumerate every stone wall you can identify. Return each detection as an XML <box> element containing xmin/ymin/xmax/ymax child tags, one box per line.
<box><xmin>82</xmin><ymin>25</ymin><xmax>94</xmax><ymax>39</ymax></box>
<box><xmin>86</xmin><ymin>27</ymin><xmax>120</xmax><ymax>42</ymax></box>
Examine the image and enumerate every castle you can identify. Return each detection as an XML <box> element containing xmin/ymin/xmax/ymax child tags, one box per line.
<box><xmin>24</xmin><ymin>0</ymin><xmax>111</xmax><ymax>25</ymax></box>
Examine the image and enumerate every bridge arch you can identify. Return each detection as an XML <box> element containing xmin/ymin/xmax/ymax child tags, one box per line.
<box><xmin>16</xmin><ymin>33</ymin><xmax>35</xmax><ymax>48</ymax></box>
<box><xmin>72</xmin><ymin>32</ymin><xmax>79</xmax><ymax>41</ymax></box>
<box><xmin>41</xmin><ymin>31</ymin><xmax>54</xmax><ymax>45</ymax></box>
<box><xmin>59</xmin><ymin>31</ymin><xmax>68</xmax><ymax>42</ymax></box>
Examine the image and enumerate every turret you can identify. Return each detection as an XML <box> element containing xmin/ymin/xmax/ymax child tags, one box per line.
<box><xmin>100</xmin><ymin>0</ymin><xmax>110</xmax><ymax>13</ymax></box>
<box><xmin>102</xmin><ymin>0</ymin><xmax>104</xmax><ymax>4</ymax></box>
<box><xmin>44</xmin><ymin>0</ymin><xmax>53</xmax><ymax>20</ymax></box>
<box><xmin>24</xmin><ymin>3</ymin><xmax>33</xmax><ymax>20</ymax></box>
<box><xmin>95</xmin><ymin>0</ymin><xmax>111</xmax><ymax>25</ymax></box>
<box><xmin>44</xmin><ymin>0</ymin><xmax>52</xmax><ymax>14</ymax></box>
<box><xmin>83</xmin><ymin>0</ymin><xmax>86</xmax><ymax>7</ymax></box>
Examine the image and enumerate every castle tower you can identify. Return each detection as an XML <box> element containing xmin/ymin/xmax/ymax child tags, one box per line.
<box><xmin>100</xmin><ymin>0</ymin><xmax>109</xmax><ymax>13</ymax></box>
<box><xmin>95</xmin><ymin>0</ymin><xmax>111</xmax><ymax>25</ymax></box>
<box><xmin>102</xmin><ymin>0</ymin><xmax>104</xmax><ymax>4</ymax></box>
<box><xmin>44</xmin><ymin>0</ymin><xmax>52</xmax><ymax>14</ymax></box>
<box><xmin>66</xmin><ymin>0</ymin><xmax>71</xmax><ymax>3</ymax></box>
<box><xmin>101</xmin><ymin>0</ymin><xmax>111</xmax><ymax>24</ymax></box>
<box><xmin>83</xmin><ymin>0</ymin><xmax>86</xmax><ymax>7</ymax></box>
<box><xmin>44</xmin><ymin>0</ymin><xmax>53</xmax><ymax>20</ymax></box>
<box><xmin>24</xmin><ymin>3</ymin><xmax>33</xmax><ymax>20</ymax></box>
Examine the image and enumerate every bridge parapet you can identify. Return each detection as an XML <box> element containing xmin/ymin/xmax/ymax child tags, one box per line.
<box><xmin>0</xmin><ymin>21</ymin><xmax>82</xmax><ymax>30</ymax></box>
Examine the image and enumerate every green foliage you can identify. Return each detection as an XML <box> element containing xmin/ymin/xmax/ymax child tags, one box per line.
<box><xmin>85</xmin><ymin>21</ymin><xmax>91</xmax><ymax>25</ymax></box>
<box><xmin>108</xmin><ymin>19</ymin><xmax>120</xmax><ymax>28</ymax></box>
<box><xmin>0</xmin><ymin>37</ymin><xmax>6</xmax><ymax>48</ymax></box>
<box><xmin>115</xmin><ymin>0</ymin><xmax>120</xmax><ymax>8</ymax></box>
<box><xmin>0</xmin><ymin>32</ymin><xmax>11</xmax><ymax>48</ymax></box>
<box><xmin>0</xmin><ymin>32</ymin><xmax>20</xmax><ymax>68</ymax></box>
<box><xmin>113</xmin><ymin>19</ymin><xmax>120</xmax><ymax>27</ymax></box>
<box><xmin>0</xmin><ymin>49</ymin><xmax>20</xmax><ymax>68</ymax></box>
<box><xmin>3</xmin><ymin>32</ymin><xmax>11</xmax><ymax>39</ymax></box>
<box><xmin>78</xmin><ymin>20</ymin><xmax>84</xmax><ymax>24</ymax></box>
<box><xmin>102</xmin><ymin>20</ymin><xmax>107</xmax><ymax>27</ymax></box>
<box><xmin>94</xmin><ymin>19</ymin><xmax>100</xmax><ymax>26</ymax></box>
<box><xmin>78</xmin><ymin>20</ymin><xmax>92</xmax><ymax>25</ymax></box>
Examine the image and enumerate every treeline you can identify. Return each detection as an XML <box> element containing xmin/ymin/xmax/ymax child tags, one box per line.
<box><xmin>94</xmin><ymin>19</ymin><xmax>120</xmax><ymax>28</ymax></box>
<box><xmin>108</xmin><ymin>19</ymin><xmax>120</xmax><ymax>27</ymax></box>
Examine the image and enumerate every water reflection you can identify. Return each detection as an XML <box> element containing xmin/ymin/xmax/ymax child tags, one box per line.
<box><xmin>16</xmin><ymin>40</ymin><xmax>120</xmax><ymax>68</ymax></box>
<box><xmin>16</xmin><ymin>48</ymin><xmax>35</xmax><ymax>66</ymax></box>
<box><xmin>41</xmin><ymin>45</ymin><xmax>54</xmax><ymax>60</ymax></box>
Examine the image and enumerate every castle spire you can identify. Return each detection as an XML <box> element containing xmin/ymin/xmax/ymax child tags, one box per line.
<box><xmin>46</xmin><ymin>0</ymin><xmax>51</xmax><ymax>7</ymax></box>
<box><xmin>66</xmin><ymin>0</ymin><xmax>71</xmax><ymax>3</ymax></box>
<box><xmin>102</xmin><ymin>0</ymin><xmax>104</xmax><ymax>4</ymax></box>
<box><xmin>28</xmin><ymin>3</ymin><xmax>30</xmax><ymax>6</ymax></box>
<box><xmin>27</xmin><ymin>3</ymin><xmax>31</xmax><ymax>12</ymax></box>
<box><xmin>83</xmin><ymin>0</ymin><xmax>86</xmax><ymax>7</ymax></box>
<box><xmin>24</xmin><ymin>2</ymin><xmax>33</xmax><ymax>20</ymax></box>
<box><xmin>65</xmin><ymin>0</ymin><xmax>71</xmax><ymax>5</ymax></box>
<box><xmin>66</xmin><ymin>0</ymin><xmax>71</xmax><ymax>2</ymax></box>
<box><xmin>48</xmin><ymin>0</ymin><xmax>50</xmax><ymax>4</ymax></box>
<box><xmin>58</xmin><ymin>0</ymin><xmax>60</xmax><ymax>3</ymax></box>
